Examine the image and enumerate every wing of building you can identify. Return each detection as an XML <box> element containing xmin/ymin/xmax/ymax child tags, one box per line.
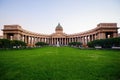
<box><xmin>2</xmin><ymin>23</ymin><xmax>119</xmax><ymax>46</ymax></box>
<box><xmin>0</xmin><ymin>36</ymin><xmax>3</xmax><ymax>39</ymax></box>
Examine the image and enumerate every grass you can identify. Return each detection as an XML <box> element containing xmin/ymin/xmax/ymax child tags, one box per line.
<box><xmin>0</xmin><ymin>47</ymin><xmax>120</xmax><ymax>80</ymax></box>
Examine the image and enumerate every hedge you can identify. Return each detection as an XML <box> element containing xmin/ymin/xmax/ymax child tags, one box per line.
<box><xmin>68</xmin><ymin>42</ymin><xmax>82</xmax><ymax>47</ymax></box>
<box><xmin>0</xmin><ymin>39</ymin><xmax>26</xmax><ymax>49</ymax></box>
<box><xmin>87</xmin><ymin>37</ymin><xmax>120</xmax><ymax>48</ymax></box>
<box><xmin>35</xmin><ymin>42</ymin><xmax>49</xmax><ymax>47</ymax></box>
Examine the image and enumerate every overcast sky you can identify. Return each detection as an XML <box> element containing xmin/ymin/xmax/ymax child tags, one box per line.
<box><xmin>0</xmin><ymin>0</ymin><xmax>120</xmax><ymax>35</ymax></box>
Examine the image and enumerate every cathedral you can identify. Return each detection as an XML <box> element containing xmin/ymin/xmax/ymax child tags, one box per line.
<box><xmin>2</xmin><ymin>23</ymin><xmax>119</xmax><ymax>46</ymax></box>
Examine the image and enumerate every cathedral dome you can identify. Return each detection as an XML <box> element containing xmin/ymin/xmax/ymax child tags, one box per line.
<box><xmin>55</xmin><ymin>23</ymin><xmax>63</xmax><ymax>31</ymax></box>
<box><xmin>55</xmin><ymin>23</ymin><xmax>63</xmax><ymax>33</ymax></box>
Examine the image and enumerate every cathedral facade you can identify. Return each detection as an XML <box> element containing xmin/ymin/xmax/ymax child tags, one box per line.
<box><xmin>2</xmin><ymin>23</ymin><xmax>119</xmax><ymax>46</ymax></box>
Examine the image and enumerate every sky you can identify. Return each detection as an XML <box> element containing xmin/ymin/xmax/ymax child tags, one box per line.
<box><xmin>0</xmin><ymin>0</ymin><xmax>120</xmax><ymax>35</ymax></box>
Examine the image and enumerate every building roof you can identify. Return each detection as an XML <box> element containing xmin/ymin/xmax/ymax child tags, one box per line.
<box><xmin>55</xmin><ymin>23</ymin><xmax>63</xmax><ymax>31</ymax></box>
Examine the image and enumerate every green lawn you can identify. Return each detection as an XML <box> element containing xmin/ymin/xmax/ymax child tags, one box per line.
<box><xmin>0</xmin><ymin>47</ymin><xmax>120</xmax><ymax>80</ymax></box>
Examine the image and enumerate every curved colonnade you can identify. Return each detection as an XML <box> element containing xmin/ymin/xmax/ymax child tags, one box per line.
<box><xmin>2</xmin><ymin>23</ymin><xmax>118</xmax><ymax>46</ymax></box>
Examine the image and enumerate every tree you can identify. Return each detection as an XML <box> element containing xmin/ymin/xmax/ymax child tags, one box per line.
<box><xmin>0</xmin><ymin>39</ymin><xmax>10</xmax><ymax>49</ymax></box>
<box><xmin>10</xmin><ymin>40</ymin><xmax>26</xmax><ymax>48</ymax></box>
<box><xmin>35</xmin><ymin>42</ymin><xmax>48</xmax><ymax>47</ymax></box>
<box><xmin>0</xmin><ymin>39</ymin><xmax>26</xmax><ymax>49</ymax></box>
<box><xmin>68</xmin><ymin>42</ymin><xmax>82</xmax><ymax>47</ymax></box>
<box><xmin>87</xmin><ymin>37</ymin><xmax>120</xmax><ymax>48</ymax></box>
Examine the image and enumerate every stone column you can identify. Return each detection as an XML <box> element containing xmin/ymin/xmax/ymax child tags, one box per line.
<box><xmin>66</xmin><ymin>38</ymin><xmax>67</xmax><ymax>45</ymax></box>
<box><xmin>54</xmin><ymin>38</ymin><xmax>56</xmax><ymax>45</ymax></box>
<box><xmin>90</xmin><ymin>35</ymin><xmax>93</xmax><ymax>41</ymax></box>
<box><xmin>28</xmin><ymin>36</ymin><xmax>29</xmax><ymax>44</ymax></box>
<box><xmin>21</xmin><ymin>35</ymin><xmax>24</xmax><ymax>42</ymax></box>
<box><xmin>33</xmin><ymin>37</ymin><xmax>35</xmax><ymax>45</ymax></box>
<box><xmin>81</xmin><ymin>37</ymin><xmax>83</xmax><ymax>42</ymax></box>
<box><xmin>84</xmin><ymin>36</ymin><xmax>86</xmax><ymax>44</ymax></box>
<box><xmin>77</xmin><ymin>37</ymin><xmax>79</xmax><ymax>42</ymax></box>
<box><xmin>86</xmin><ymin>36</ymin><xmax>88</xmax><ymax>44</ymax></box>
<box><xmin>39</xmin><ymin>37</ymin><xmax>40</xmax><ymax>42</ymax></box>
<box><xmin>56</xmin><ymin>38</ymin><xmax>57</xmax><ymax>45</ymax></box>
<box><xmin>43</xmin><ymin>38</ymin><xmax>45</xmax><ymax>42</ymax></box>
<box><xmin>29</xmin><ymin>36</ymin><xmax>32</xmax><ymax>46</ymax></box>
<box><xmin>100</xmin><ymin>32</ymin><xmax>106</xmax><ymax>39</ymax></box>
<box><xmin>79</xmin><ymin>37</ymin><xmax>81</xmax><ymax>42</ymax></box>
<box><xmin>3</xmin><ymin>33</ymin><xmax>7</xmax><ymax>39</ymax></box>
<box><xmin>62</xmin><ymin>38</ymin><xmax>63</xmax><ymax>45</ymax></box>
<box><xmin>62</xmin><ymin>38</ymin><xmax>65</xmax><ymax>45</ymax></box>
<box><xmin>53</xmin><ymin>38</ymin><xmax>54</xmax><ymax>45</ymax></box>
<box><xmin>92</xmin><ymin>34</ymin><xmax>94</xmax><ymax>41</ymax></box>
<box><xmin>49</xmin><ymin>38</ymin><xmax>50</xmax><ymax>45</ymax></box>
<box><xmin>67</xmin><ymin>38</ymin><xmax>68</xmax><ymax>45</ymax></box>
<box><xmin>65</xmin><ymin>38</ymin><xmax>66</xmax><ymax>45</ymax></box>
<box><xmin>83</xmin><ymin>36</ymin><xmax>85</xmax><ymax>45</ymax></box>
<box><xmin>95</xmin><ymin>34</ymin><xmax>97</xmax><ymax>40</ymax></box>
<box><xmin>71</xmin><ymin>38</ymin><xmax>72</xmax><ymax>42</ymax></box>
<box><xmin>46</xmin><ymin>38</ymin><xmax>48</xmax><ymax>43</ymax></box>
<box><xmin>61</xmin><ymin>38</ymin><xmax>62</xmax><ymax>45</ymax></box>
<box><xmin>39</xmin><ymin>38</ymin><xmax>41</xmax><ymax>42</ymax></box>
<box><xmin>78</xmin><ymin>37</ymin><xmax>79</xmax><ymax>42</ymax></box>
<box><xmin>93</xmin><ymin>34</ymin><xmax>95</xmax><ymax>40</ymax></box>
<box><xmin>49</xmin><ymin>38</ymin><xmax>51</xmax><ymax>45</ymax></box>
<box><xmin>23</xmin><ymin>35</ymin><xmax>25</xmax><ymax>42</ymax></box>
<box><xmin>75</xmin><ymin>37</ymin><xmax>78</xmax><ymax>42</ymax></box>
<box><xmin>13</xmin><ymin>33</ymin><xmax>20</xmax><ymax>40</ymax></box>
<box><xmin>52</xmin><ymin>38</ymin><xmax>53</xmax><ymax>45</ymax></box>
<box><xmin>55</xmin><ymin>38</ymin><xmax>57</xmax><ymax>45</ymax></box>
<box><xmin>42</xmin><ymin>38</ymin><xmax>44</xmax><ymax>42</ymax></box>
<box><xmin>46</xmin><ymin>38</ymin><xmax>48</xmax><ymax>44</ymax></box>
<box><xmin>74</xmin><ymin>37</ymin><xmax>76</xmax><ymax>42</ymax></box>
<box><xmin>26</xmin><ymin>36</ymin><xmax>29</xmax><ymax>44</ymax></box>
<box><xmin>24</xmin><ymin>35</ymin><xmax>27</xmax><ymax>43</ymax></box>
<box><xmin>60</xmin><ymin>38</ymin><xmax>61</xmax><ymax>45</ymax></box>
<box><xmin>80</xmin><ymin>37</ymin><xmax>81</xmax><ymax>42</ymax></box>
<box><xmin>36</xmin><ymin>37</ymin><xmax>38</xmax><ymax>43</ymax></box>
<box><xmin>20</xmin><ymin>35</ymin><xmax>22</xmax><ymax>41</ymax></box>
<box><xmin>69</xmin><ymin>38</ymin><xmax>72</xmax><ymax>43</ymax></box>
<box><xmin>68</xmin><ymin>38</ymin><xmax>70</xmax><ymax>43</ymax></box>
<box><xmin>61</xmin><ymin>38</ymin><xmax>63</xmax><ymax>45</ymax></box>
<box><xmin>31</xmin><ymin>37</ymin><xmax>33</xmax><ymax>45</ymax></box>
<box><xmin>73</xmin><ymin>38</ymin><xmax>74</xmax><ymax>42</ymax></box>
<box><xmin>55</xmin><ymin>38</ymin><xmax>56</xmax><ymax>45</ymax></box>
<box><xmin>88</xmin><ymin>35</ymin><xmax>90</xmax><ymax>42</ymax></box>
<box><xmin>113</xmin><ymin>32</ymin><xmax>118</xmax><ymax>38</ymax></box>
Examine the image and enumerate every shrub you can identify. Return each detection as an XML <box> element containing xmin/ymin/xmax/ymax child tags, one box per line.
<box><xmin>10</xmin><ymin>40</ymin><xmax>26</xmax><ymax>48</ymax></box>
<box><xmin>35</xmin><ymin>42</ymin><xmax>49</xmax><ymax>47</ymax></box>
<box><xmin>0</xmin><ymin>39</ymin><xmax>10</xmax><ymax>48</ymax></box>
<box><xmin>68</xmin><ymin>42</ymin><xmax>82</xmax><ymax>47</ymax></box>
<box><xmin>87</xmin><ymin>37</ymin><xmax>120</xmax><ymax>48</ymax></box>
<box><xmin>0</xmin><ymin>39</ymin><xmax>26</xmax><ymax>49</ymax></box>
